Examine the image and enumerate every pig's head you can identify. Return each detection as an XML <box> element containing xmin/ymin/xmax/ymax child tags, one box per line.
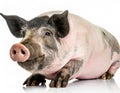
<box><xmin>0</xmin><ymin>11</ymin><xmax>69</xmax><ymax>71</ymax></box>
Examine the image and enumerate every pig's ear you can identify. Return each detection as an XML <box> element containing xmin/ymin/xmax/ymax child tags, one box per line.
<box><xmin>48</xmin><ymin>10</ymin><xmax>69</xmax><ymax>38</ymax></box>
<box><xmin>0</xmin><ymin>13</ymin><xmax>27</xmax><ymax>38</ymax></box>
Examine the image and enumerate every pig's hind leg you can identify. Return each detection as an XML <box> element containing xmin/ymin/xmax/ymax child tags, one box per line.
<box><xmin>100</xmin><ymin>61</ymin><xmax>120</xmax><ymax>80</ymax></box>
<box><xmin>49</xmin><ymin>60</ymin><xmax>83</xmax><ymax>88</ymax></box>
<box><xmin>23</xmin><ymin>74</ymin><xmax>46</xmax><ymax>86</ymax></box>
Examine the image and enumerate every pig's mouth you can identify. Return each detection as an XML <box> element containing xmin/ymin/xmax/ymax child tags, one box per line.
<box><xmin>17</xmin><ymin>54</ymin><xmax>45</xmax><ymax>71</ymax></box>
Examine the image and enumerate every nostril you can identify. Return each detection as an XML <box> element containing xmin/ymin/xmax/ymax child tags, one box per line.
<box><xmin>21</xmin><ymin>49</ymin><xmax>26</xmax><ymax>55</ymax></box>
<box><xmin>13</xmin><ymin>50</ymin><xmax>16</xmax><ymax>55</ymax></box>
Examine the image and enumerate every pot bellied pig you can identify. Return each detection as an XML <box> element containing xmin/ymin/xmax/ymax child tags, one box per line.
<box><xmin>0</xmin><ymin>10</ymin><xmax>120</xmax><ymax>88</ymax></box>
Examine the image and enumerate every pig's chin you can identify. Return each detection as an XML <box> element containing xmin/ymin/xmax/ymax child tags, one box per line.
<box><xmin>17</xmin><ymin>55</ymin><xmax>45</xmax><ymax>71</ymax></box>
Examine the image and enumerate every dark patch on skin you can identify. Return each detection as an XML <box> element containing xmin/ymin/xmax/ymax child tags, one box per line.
<box><xmin>28</xmin><ymin>16</ymin><xmax>49</xmax><ymax>29</ymax></box>
<box><xmin>68</xmin><ymin>59</ymin><xmax>83</xmax><ymax>76</ymax></box>
<box><xmin>102</xmin><ymin>31</ymin><xmax>106</xmax><ymax>36</ymax></box>
<box><xmin>101</xmin><ymin>28</ymin><xmax>120</xmax><ymax>59</ymax></box>
<box><xmin>49</xmin><ymin>59</ymin><xmax>83</xmax><ymax>87</ymax></box>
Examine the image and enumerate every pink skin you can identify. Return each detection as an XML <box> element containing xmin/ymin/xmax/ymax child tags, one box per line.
<box><xmin>10</xmin><ymin>43</ymin><xmax>30</xmax><ymax>62</ymax></box>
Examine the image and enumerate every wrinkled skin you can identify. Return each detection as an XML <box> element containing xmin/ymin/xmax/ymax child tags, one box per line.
<box><xmin>1</xmin><ymin>10</ymin><xmax>120</xmax><ymax>88</ymax></box>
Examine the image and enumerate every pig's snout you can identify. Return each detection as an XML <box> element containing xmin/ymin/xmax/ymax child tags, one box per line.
<box><xmin>10</xmin><ymin>43</ymin><xmax>30</xmax><ymax>62</ymax></box>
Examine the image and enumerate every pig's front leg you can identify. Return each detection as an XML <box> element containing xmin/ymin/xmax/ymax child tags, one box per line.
<box><xmin>23</xmin><ymin>74</ymin><xmax>46</xmax><ymax>86</ymax></box>
<box><xmin>49</xmin><ymin>60</ymin><xmax>83</xmax><ymax>88</ymax></box>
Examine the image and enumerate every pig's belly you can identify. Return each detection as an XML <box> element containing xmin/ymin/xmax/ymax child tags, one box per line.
<box><xmin>71</xmin><ymin>50</ymin><xmax>112</xmax><ymax>79</ymax></box>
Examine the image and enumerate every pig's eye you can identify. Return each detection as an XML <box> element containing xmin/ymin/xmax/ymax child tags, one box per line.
<box><xmin>45</xmin><ymin>32</ymin><xmax>51</xmax><ymax>36</ymax></box>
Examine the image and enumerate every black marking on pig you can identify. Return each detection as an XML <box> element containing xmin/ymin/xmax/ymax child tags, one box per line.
<box><xmin>101</xmin><ymin>28</ymin><xmax>120</xmax><ymax>59</ymax></box>
<box><xmin>48</xmin><ymin>10</ymin><xmax>69</xmax><ymax>38</ymax></box>
<box><xmin>0</xmin><ymin>13</ymin><xmax>27</xmax><ymax>38</ymax></box>
<box><xmin>28</xmin><ymin>16</ymin><xmax>49</xmax><ymax>29</ymax></box>
<box><xmin>102</xmin><ymin>31</ymin><xmax>106</xmax><ymax>36</ymax></box>
<box><xmin>69</xmin><ymin>59</ymin><xmax>83</xmax><ymax>75</ymax></box>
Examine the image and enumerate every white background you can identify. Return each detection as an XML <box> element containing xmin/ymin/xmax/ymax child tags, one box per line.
<box><xmin>0</xmin><ymin>0</ymin><xmax>120</xmax><ymax>93</ymax></box>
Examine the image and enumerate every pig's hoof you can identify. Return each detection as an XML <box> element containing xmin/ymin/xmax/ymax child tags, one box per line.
<box><xmin>49</xmin><ymin>72</ymin><xmax>70</xmax><ymax>88</ymax></box>
<box><xmin>23</xmin><ymin>74</ymin><xmax>46</xmax><ymax>86</ymax></box>
<box><xmin>100</xmin><ymin>72</ymin><xmax>113</xmax><ymax>80</ymax></box>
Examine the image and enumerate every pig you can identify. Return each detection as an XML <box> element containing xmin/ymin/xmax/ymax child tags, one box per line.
<box><xmin>0</xmin><ymin>10</ymin><xmax>120</xmax><ymax>88</ymax></box>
